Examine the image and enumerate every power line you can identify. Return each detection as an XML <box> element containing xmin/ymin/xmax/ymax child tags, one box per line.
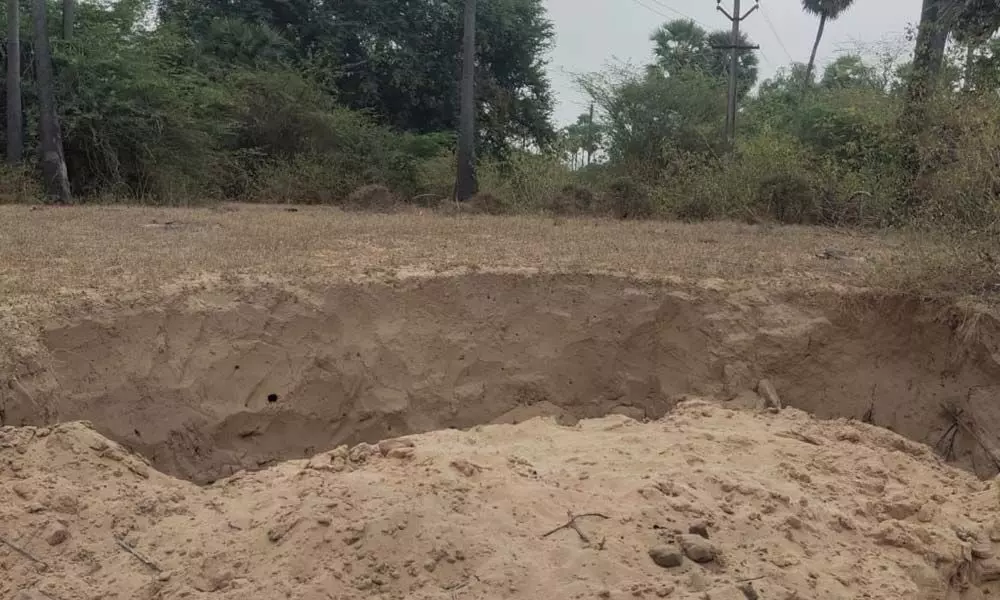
<box><xmin>625</xmin><ymin>0</ymin><xmax>713</xmax><ymax>30</ymax></box>
<box><xmin>758</xmin><ymin>4</ymin><xmax>794</xmax><ymax>64</ymax></box>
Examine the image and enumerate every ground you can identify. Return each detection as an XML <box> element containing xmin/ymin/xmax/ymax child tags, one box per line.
<box><xmin>2</xmin><ymin>205</ymin><xmax>1000</xmax><ymax>599</ymax></box>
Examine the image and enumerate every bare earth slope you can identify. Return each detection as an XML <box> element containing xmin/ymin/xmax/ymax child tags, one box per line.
<box><xmin>4</xmin><ymin>402</ymin><xmax>1000</xmax><ymax>600</ymax></box>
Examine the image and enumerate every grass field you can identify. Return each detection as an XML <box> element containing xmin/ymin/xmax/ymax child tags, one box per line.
<box><xmin>0</xmin><ymin>204</ymin><xmax>939</xmax><ymax>299</ymax></box>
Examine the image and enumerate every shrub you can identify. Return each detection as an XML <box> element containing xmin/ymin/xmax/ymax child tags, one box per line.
<box><xmin>605</xmin><ymin>177</ymin><xmax>655</xmax><ymax>220</ymax></box>
<box><xmin>547</xmin><ymin>184</ymin><xmax>598</xmax><ymax>215</ymax></box>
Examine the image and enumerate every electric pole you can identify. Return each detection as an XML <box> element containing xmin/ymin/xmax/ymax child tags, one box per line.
<box><xmin>715</xmin><ymin>0</ymin><xmax>760</xmax><ymax>148</ymax></box>
<box><xmin>455</xmin><ymin>0</ymin><xmax>478</xmax><ymax>202</ymax></box>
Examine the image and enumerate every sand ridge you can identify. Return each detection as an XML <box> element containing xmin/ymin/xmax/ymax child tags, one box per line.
<box><xmin>3</xmin><ymin>401</ymin><xmax>1000</xmax><ymax>600</ymax></box>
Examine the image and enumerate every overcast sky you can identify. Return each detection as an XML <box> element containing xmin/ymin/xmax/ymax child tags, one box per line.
<box><xmin>544</xmin><ymin>0</ymin><xmax>924</xmax><ymax>125</ymax></box>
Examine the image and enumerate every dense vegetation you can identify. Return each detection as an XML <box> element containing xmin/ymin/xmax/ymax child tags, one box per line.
<box><xmin>2</xmin><ymin>0</ymin><xmax>1000</xmax><ymax>236</ymax></box>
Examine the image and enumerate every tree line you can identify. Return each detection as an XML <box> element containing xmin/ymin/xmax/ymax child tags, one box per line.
<box><xmin>2</xmin><ymin>0</ymin><xmax>1000</xmax><ymax>225</ymax></box>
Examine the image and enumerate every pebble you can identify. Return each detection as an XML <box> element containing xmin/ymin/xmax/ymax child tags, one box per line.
<box><xmin>648</xmin><ymin>546</ymin><xmax>684</xmax><ymax>568</ymax></box>
<box><xmin>45</xmin><ymin>523</ymin><xmax>70</xmax><ymax>546</ymax></box>
<box><xmin>680</xmin><ymin>534</ymin><xmax>716</xmax><ymax>563</ymax></box>
<box><xmin>689</xmin><ymin>521</ymin><xmax>710</xmax><ymax>539</ymax></box>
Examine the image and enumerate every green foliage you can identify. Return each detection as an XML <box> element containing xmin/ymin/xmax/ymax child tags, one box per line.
<box><xmin>651</xmin><ymin>19</ymin><xmax>759</xmax><ymax>99</ymax></box>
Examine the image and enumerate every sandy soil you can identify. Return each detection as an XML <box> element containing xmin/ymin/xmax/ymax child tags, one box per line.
<box><xmin>4</xmin><ymin>402</ymin><xmax>1000</xmax><ymax>600</ymax></box>
<box><xmin>2</xmin><ymin>205</ymin><xmax>1000</xmax><ymax>599</ymax></box>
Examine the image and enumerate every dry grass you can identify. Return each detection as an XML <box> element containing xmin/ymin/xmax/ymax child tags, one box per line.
<box><xmin>0</xmin><ymin>204</ymin><xmax>903</xmax><ymax>298</ymax></box>
<box><xmin>0</xmin><ymin>204</ymin><xmax>996</xmax><ymax>316</ymax></box>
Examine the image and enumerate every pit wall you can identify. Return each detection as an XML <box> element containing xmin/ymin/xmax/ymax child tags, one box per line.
<box><xmin>2</xmin><ymin>273</ymin><xmax>999</xmax><ymax>483</ymax></box>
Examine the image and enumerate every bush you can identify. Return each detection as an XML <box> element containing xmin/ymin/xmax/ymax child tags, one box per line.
<box><xmin>755</xmin><ymin>172</ymin><xmax>816</xmax><ymax>224</ymax></box>
<box><xmin>547</xmin><ymin>184</ymin><xmax>598</xmax><ymax>215</ymax></box>
<box><xmin>605</xmin><ymin>177</ymin><xmax>655</xmax><ymax>219</ymax></box>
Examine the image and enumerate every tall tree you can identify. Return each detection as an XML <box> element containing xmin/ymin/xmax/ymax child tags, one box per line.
<box><xmin>32</xmin><ymin>0</ymin><xmax>72</xmax><ymax>202</ymax></box>
<box><xmin>6</xmin><ymin>0</ymin><xmax>22</xmax><ymax>165</ymax></box>
<box><xmin>651</xmin><ymin>19</ymin><xmax>759</xmax><ymax>98</ymax></box>
<box><xmin>62</xmin><ymin>0</ymin><xmax>75</xmax><ymax>39</ymax></box>
<box><xmin>159</xmin><ymin>0</ymin><xmax>556</xmax><ymax>156</ymax></box>
<box><xmin>455</xmin><ymin>0</ymin><xmax>477</xmax><ymax>201</ymax></box>
<box><xmin>801</xmin><ymin>0</ymin><xmax>856</xmax><ymax>86</ymax></box>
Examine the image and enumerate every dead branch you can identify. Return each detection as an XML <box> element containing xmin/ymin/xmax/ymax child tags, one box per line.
<box><xmin>114</xmin><ymin>535</ymin><xmax>161</xmax><ymax>572</ymax></box>
<box><xmin>0</xmin><ymin>534</ymin><xmax>48</xmax><ymax>570</ymax></box>
<box><xmin>541</xmin><ymin>511</ymin><xmax>610</xmax><ymax>546</ymax></box>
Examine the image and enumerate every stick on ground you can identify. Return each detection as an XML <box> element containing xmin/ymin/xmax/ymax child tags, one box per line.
<box><xmin>541</xmin><ymin>511</ymin><xmax>609</xmax><ymax>546</ymax></box>
<box><xmin>114</xmin><ymin>535</ymin><xmax>161</xmax><ymax>572</ymax></box>
<box><xmin>0</xmin><ymin>534</ymin><xmax>48</xmax><ymax>570</ymax></box>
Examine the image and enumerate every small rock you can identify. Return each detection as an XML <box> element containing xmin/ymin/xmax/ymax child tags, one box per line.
<box><xmin>977</xmin><ymin>558</ymin><xmax>1000</xmax><ymax>582</ymax></box>
<box><xmin>12</xmin><ymin>482</ymin><xmax>31</xmax><ymax>499</ymax></box>
<box><xmin>739</xmin><ymin>582</ymin><xmax>760</xmax><ymax>600</ymax></box>
<box><xmin>348</xmin><ymin>443</ymin><xmax>377</xmax><ymax>463</ymax></box>
<box><xmin>973</xmin><ymin>543</ymin><xmax>994</xmax><ymax>559</ymax></box>
<box><xmin>916</xmin><ymin>502</ymin><xmax>938</xmax><ymax>523</ymax></box>
<box><xmin>378</xmin><ymin>439</ymin><xmax>415</xmax><ymax>456</ymax></box>
<box><xmin>689</xmin><ymin>521</ymin><xmax>710</xmax><ymax>539</ymax></box>
<box><xmin>386</xmin><ymin>447</ymin><xmax>415</xmax><ymax>460</ymax></box>
<box><xmin>680</xmin><ymin>534</ymin><xmax>716</xmax><ymax>563</ymax></box>
<box><xmin>158</xmin><ymin>570</ymin><xmax>173</xmax><ymax>582</ymax></box>
<box><xmin>45</xmin><ymin>523</ymin><xmax>70</xmax><ymax>546</ymax></box>
<box><xmin>656</xmin><ymin>585</ymin><xmax>675</xmax><ymax>597</ymax></box>
<box><xmin>648</xmin><ymin>546</ymin><xmax>684</xmax><ymax>568</ymax></box>
<box><xmin>755</xmin><ymin>380</ymin><xmax>782</xmax><ymax>410</ymax></box>
<box><xmin>784</xmin><ymin>515</ymin><xmax>803</xmax><ymax>530</ymax></box>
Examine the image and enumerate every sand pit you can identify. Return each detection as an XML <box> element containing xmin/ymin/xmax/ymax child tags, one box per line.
<box><xmin>2</xmin><ymin>273</ymin><xmax>1000</xmax><ymax>485</ymax></box>
<box><xmin>2</xmin><ymin>209</ymin><xmax>1000</xmax><ymax>599</ymax></box>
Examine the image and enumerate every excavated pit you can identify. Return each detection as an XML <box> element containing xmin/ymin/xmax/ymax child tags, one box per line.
<box><xmin>3</xmin><ymin>272</ymin><xmax>1000</xmax><ymax>484</ymax></box>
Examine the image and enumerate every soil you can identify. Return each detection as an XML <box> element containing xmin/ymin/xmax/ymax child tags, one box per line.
<box><xmin>2</xmin><ymin>207</ymin><xmax>1000</xmax><ymax>599</ymax></box>
<box><xmin>4</xmin><ymin>403</ymin><xmax>1000</xmax><ymax>600</ymax></box>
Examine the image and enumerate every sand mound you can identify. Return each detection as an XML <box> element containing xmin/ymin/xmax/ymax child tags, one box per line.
<box><xmin>4</xmin><ymin>400</ymin><xmax>1000</xmax><ymax>600</ymax></box>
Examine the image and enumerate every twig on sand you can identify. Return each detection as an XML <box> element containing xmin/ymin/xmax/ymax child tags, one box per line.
<box><xmin>542</xmin><ymin>511</ymin><xmax>609</xmax><ymax>546</ymax></box>
<box><xmin>0</xmin><ymin>534</ymin><xmax>48</xmax><ymax>570</ymax></box>
<box><xmin>114</xmin><ymin>535</ymin><xmax>161</xmax><ymax>572</ymax></box>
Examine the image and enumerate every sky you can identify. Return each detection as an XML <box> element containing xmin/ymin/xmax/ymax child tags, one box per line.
<box><xmin>544</xmin><ymin>0</ymin><xmax>924</xmax><ymax>125</ymax></box>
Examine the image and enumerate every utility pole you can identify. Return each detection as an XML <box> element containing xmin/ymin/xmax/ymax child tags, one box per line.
<box><xmin>455</xmin><ymin>0</ymin><xmax>477</xmax><ymax>202</ymax></box>
<box><xmin>715</xmin><ymin>0</ymin><xmax>760</xmax><ymax>148</ymax></box>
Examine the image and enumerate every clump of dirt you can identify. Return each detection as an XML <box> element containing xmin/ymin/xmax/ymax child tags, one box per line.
<box><xmin>3</xmin><ymin>402</ymin><xmax>1000</xmax><ymax>600</ymax></box>
<box><xmin>2</xmin><ymin>273</ymin><xmax>1000</xmax><ymax>484</ymax></box>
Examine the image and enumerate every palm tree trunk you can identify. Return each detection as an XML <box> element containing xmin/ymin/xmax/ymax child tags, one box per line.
<box><xmin>32</xmin><ymin>0</ymin><xmax>72</xmax><ymax>203</ymax></box>
<box><xmin>62</xmin><ymin>0</ymin><xmax>75</xmax><ymax>40</ymax></box>
<box><xmin>6</xmin><ymin>0</ymin><xmax>22</xmax><ymax>165</ymax></box>
<box><xmin>804</xmin><ymin>13</ymin><xmax>828</xmax><ymax>86</ymax></box>
<box><xmin>455</xmin><ymin>0</ymin><xmax>477</xmax><ymax>202</ymax></box>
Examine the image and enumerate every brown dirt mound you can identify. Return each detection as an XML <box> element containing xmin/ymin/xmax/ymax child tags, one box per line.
<box><xmin>3</xmin><ymin>273</ymin><xmax>1000</xmax><ymax>485</ymax></box>
<box><xmin>3</xmin><ymin>402</ymin><xmax>1000</xmax><ymax>600</ymax></box>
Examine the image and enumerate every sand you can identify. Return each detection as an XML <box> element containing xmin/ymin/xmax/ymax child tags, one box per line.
<box><xmin>4</xmin><ymin>401</ymin><xmax>1000</xmax><ymax>600</ymax></box>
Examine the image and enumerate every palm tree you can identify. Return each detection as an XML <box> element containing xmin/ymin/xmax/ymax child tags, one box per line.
<box><xmin>6</xmin><ymin>0</ymin><xmax>22</xmax><ymax>165</ymax></box>
<box><xmin>455</xmin><ymin>0</ymin><xmax>477</xmax><ymax>202</ymax></box>
<box><xmin>801</xmin><ymin>0</ymin><xmax>856</xmax><ymax>87</ymax></box>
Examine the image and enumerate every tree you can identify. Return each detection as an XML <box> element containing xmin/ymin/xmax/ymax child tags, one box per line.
<box><xmin>32</xmin><ymin>0</ymin><xmax>72</xmax><ymax>202</ymax></box>
<box><xmin>651</xmin><ymin>19</ymin><xmax>759</xmax><ymax>98</ymax></box>
<box><xmin>801</xmin><ymin>0</ymin><xmax>856</xmax><ymax>86</ymax></box>
<box><xmin>6</xmin><ymin>0</ymin><xmax>22</xmax><ymax>165</ymax></box>
<box><xmin>63</xmin><ymin>0</ymin><xmax>76</xmax><ymax>40</ymax></box>
<box><xmin>159</xmin><ymin>0</ymin><xmax>556</xmax><ymax>156</ymax></box>
<box><xmin>821</xmin><ymin>55</ymin><xmax>882</xmax><ymax>90</ymax></box>
<box><xmin>456</xmin><ymin>0</ymin><xmax>477</xmax><ymax>201</ymax></box>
